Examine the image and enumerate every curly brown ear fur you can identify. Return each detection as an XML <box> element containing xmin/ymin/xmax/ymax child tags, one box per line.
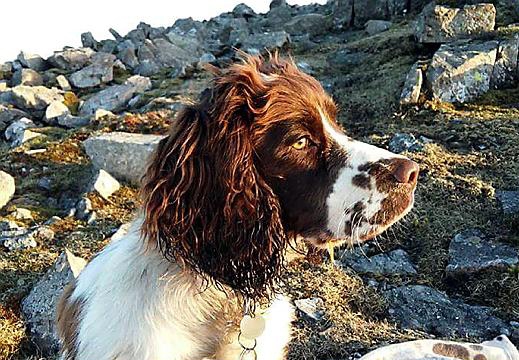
<box><xmin>140</xmin><ymin>56</ymin><xmax>287</xmax><ymax>301</ymax></box>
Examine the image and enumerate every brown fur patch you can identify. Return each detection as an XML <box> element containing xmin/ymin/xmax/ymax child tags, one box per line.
<box><xmin>56</xmin><ymin>281</ymin><xmax>82</xmax><ymax>359</ymax></box>
<box><xmin>432</xmin><ymin>343</ymin><xmax>470</xmax><ymax>360</ymax></box>
<box><xmin>474</xmin><ymin>355</ymin><xmax>488</xmax><ymax>360</ymax></box>
<box><xmin>352</xmin><ymin>174</ymin><xmax>371</xmax><ymax>190</ymax></box>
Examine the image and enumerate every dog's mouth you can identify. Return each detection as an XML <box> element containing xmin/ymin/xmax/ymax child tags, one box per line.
<box><xmin>304</xmin><ymin>188</ymin><xmax>415</xmax><ymax>250</ymax></box>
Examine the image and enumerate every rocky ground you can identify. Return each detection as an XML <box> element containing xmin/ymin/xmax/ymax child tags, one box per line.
<box><xmin>1</xmin><ymin>0</ymin><xmax>519</xmax><ymax>359</ymax></box>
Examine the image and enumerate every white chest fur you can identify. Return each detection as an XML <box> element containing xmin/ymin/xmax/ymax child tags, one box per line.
<box><xmin>66</xmin><ymin>219</ymin><xmax>294</xmax><ymax>360</ymax></box>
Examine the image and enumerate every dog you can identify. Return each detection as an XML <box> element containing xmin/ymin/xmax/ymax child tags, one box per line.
<box><xmin>56</xmin><ymin>54</ymin><xmax>419</xmax><ymax>360</ymax></box>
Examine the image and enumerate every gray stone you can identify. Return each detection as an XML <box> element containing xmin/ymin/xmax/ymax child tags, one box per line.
<box><xmin>416</xmin><ymin>3</ymin><xmax>496</xmax><ymax>43</ymax></box>
<box><xmin>21</xmin><ymin>250</ymin><xmax>86</xmax><ymax>354</ymax></box>
<box><xmin>84</xmin><ymin>131</ymin><xmax>164</xmax><ymax>184</ymax></box>
<box><xmin>79</xmin><ymin>75</ymin><xmax>151</xmax><ymax>116</ymax></box>
<box><xmin>7</xmin><ymin>85</ymin><xmax>64</xmax><ymax>110</ymax></box>
<box><xmin>354</xmin><ymin>0</ymin><xmax>390</xmax><ymax>27</ymax></box>
<box><xmin>69</xmin><ymin>53</ymin><xmax>116</xmax><ymax>88</ymax></box>
<box><xmin>284</xmin><ymin>14</ymin><xmax>332</xmax><ymax>37</ymax></box>
<box><xmin>5</xmin><ymin>118</ymin><xmax>41</xmax><ymax>147</ymax></box>
<box><xmin>365</xmin><ymin>20</ymin><xmax>392</xmax><ymax>35</ymax></box>
<box><xmin>491</xmin><ymin>36</ymin><xmax>519</xmax><ymax>89</ymax></box>
<box><xmin>0</xmin><ymin>62</ymin><xmax>13</xmax><ymax>79</ymax></box>
<box><xmin>38</xmin><ymin>177</ymin><xmax>52</xmax><ymax>191</ymax></box>
<box><xmin>117</xmin><ymin>47</ymin><xmax>139</xmax><ymax>69</ymax></box>
<box><xmin>270</xmin><ymin>0</ymin><xmax>287</xmax><ymax>9</ymax></box>
<box><xmin>75</xmin><ymin>197</ymin><xmax>92</xmax><ymax>221</ymax></box>
<box><xmin>56</xmin><ymin>75</ymin><xmax>71</xmax><ymax>91</ymax></box>
<box><xmin>81</xmin><ymin>32</ymin><xmax>98</xmax><ymax>50</ymax></box>
<box><xmin>294</xmin><ymin>297</ymin><xmax>325</xmax><ymax>321</ymax></box>
<box><xmin>389</xmin><ymin>133</ymin><xmax>427</xmax><ymax>153</ymax></box>
<box><xmin>340</xmin><ymin>249</ymin><xmax>417</xmax><ymax>276</ymax></box>
<box><xmin>0</xmin><ymin>171</ymin><xmax>15</xmax><ymax>210</ymax></box>
<box><xmin>17</xmin><ymin>52</ymin><xmax>47</xmax><ymax>71</ymax></box>
<box><xmin>330</xmin><ymin>0</ymin><xmax>353</xmax><ymax>29</ymax></box>
<box><xmin>266</xmin><ymin>6</ymin><xmax>293</xmax><ymax>29</ymax></box>
<box><xmin>233</xmin><ymin>3</ymin><xmax>256</xmax><ymax>18</ymax></box>
<box><xmin>0</xmin><ymin>105</ymin><xmax>28</xmax><ymax>131</ymax></box>
<box><xmin>11</xmin><ymin>68</ymin><xmax>43</xmax><ymax>86</ymax></box>
<box><xmin>400</xmin><ymin>62</ymin><xmax>423</xmax><ymax>105</ymax></box>
<box><xmin>91</xmin><ymin>169</ymin><xmax>120</xmax><ymax>200</ymax></box>
<box><xmin>57</xmin><ymin>114</ymin><xmax>91</xmax><ymax>129</ymax></box>
<box><xmin>44</xmin><ymin>101</ymin><xmax>70</xmax><ymax>123</ymax></box>
<box><xmin>385</xmin><ymin>285</ymin><xmax>510</xmax><ymax>338</ymax></box>
<box><xmin>426</xmin><ymin>40</ymin><xmax>498</xmax><ymax>103</ymax></box>
<box><xmin>48</xmin><ymin>47</ymin><xmax>96</xmax><ymax>71</ymax></box>
<box><xmin>496</xmin><ymin>190</ymin><xmax>519</xmax><ymax>215</ymax></box>
<box><xmin>447</xmin><ymin>229</ymin><xmax>519</xmax><ymax>276</ymax></box>
<box><xmin>199</xmin><ymin>53</ymin><xmax>217</xmax><ymax>66</ymax></box>
<box><xmin>109</xmin><ymin>28</ymin><xmax>124</xmax><ymax>41</ymax></box>
<box><xmin>241</xmin><ymin>31</ymin><xmax>291</xmax><ymax>54</ymax></box>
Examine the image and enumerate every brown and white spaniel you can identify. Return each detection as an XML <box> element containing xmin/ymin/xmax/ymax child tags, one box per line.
<box><xmin>56</xmin><ymin>54</ymin><xmax>419</xmax><ymax>360</ymax></box>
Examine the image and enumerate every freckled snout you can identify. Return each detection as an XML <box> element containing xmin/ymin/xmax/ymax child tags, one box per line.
<box><xmin>389</xmin><ymin>158</ymin><xmax>419</xmax><ymax>185</ymax></box>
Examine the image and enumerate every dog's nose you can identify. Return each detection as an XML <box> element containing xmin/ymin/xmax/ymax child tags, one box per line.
<box><xmin>390</xmin><ymin>159</ymin><xmax>419</xmax><ymax>184</ymax></box>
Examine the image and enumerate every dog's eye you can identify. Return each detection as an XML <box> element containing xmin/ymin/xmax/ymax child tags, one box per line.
<box><xmin>291</xmin><ymin>137</ymin><xmax>309</xmax><ymax>150</ymax></box>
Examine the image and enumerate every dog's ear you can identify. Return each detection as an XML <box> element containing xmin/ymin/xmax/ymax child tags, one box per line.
<box><xmin>140</xmin><ymin>58</ymin><xmax>286</xmax><ymax>300</ymax></box>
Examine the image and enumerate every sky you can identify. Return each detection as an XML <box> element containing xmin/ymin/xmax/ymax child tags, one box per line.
<box><xmin>0</xmin><ymin>0</ymin><xmax>326</xmax><ymax>63</ymax></box>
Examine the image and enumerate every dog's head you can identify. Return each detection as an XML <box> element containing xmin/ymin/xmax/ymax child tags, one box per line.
<box><xmin>141</xmin><ymin>54</ymin><xmax>418</xmax><ymax>300</ymax></box>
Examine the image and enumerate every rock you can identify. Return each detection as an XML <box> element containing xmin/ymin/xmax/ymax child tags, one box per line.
<box><xmin>79</xmin><ymin>75</ymin><xmax>151</xmax><ymax>116</ymax></box>
<box><xmin>294</xmin><ymin>297</ymin><xmax>325</xmax><ymax>321</ymax></box>
<box><xmin>109</xmin><ymin>28</ymin><xmax>124</xmax><ymax>41</ymax></box>
<box><xmin>0</xmin><ymin>62</ymin><xmax>13</xmax><ymax>79</ymax></box>
<box><xmin>241</xmin><ymin>31</ymin><xmax>291</xmax><ymax>54</ymax></box>
<box><xmin>69</xmin><ymin>53</ymin><xmax>116</xmax><ymax>88</ymax></box>
<box><xmin>270</xmin><ymin>0</ymin><xmax>287</xmax><ymax>9</ymax></box>
<box><xmin>11</xmin><ymin>68</ymin><xmax>43</xmax><ymax>86</ymax></box>
<box><xmin>491</xmin><ymin>36</ymin><xmax>519</xmax><ymax>89</ymax></box>
<box><xmin>117</xmin><ymin>46</ymin><xmax>139</xmax><ymax>69</ymax></box>
<box><xmin>91</xmin><ymin>169</ymin><xmax>120</xmax><ymax>200</ymax></box>
<box><xmin>0</xmin><ymin>105</ymin><xmax>29</xmax><ymax>131</ymax></box>
<box><xmin>198</xmin><ymin>53</ymin><xmax>217</xmax><ymax>66</ymax></box>
<box><xmin>75</xmin><ymin>197</ymin><xmax>93</xmax><ymax>221</ymax></box>
<box><xmin>44</xmin><ymin>101</ymin><xmax>70</xmax><ymax>123</ymax></box>
<box><xmin>233</xmin><ymin>3</ymin><xmax>256</xmax><ymax>18</ymax></box>
<box><xmin>400</xmin><ymin>62</ymin><xmax>423</xmax><ymax>105</ymax></box>
<box><xmin>48</xmin><ymin>47</ymin><xmax>96</xmax><ymax>71</ymax></box>
<box><xmin>284</xmin><ymin>14</ymin><xmax>332</xmax><ymax>37</ymax></box>
<box><xmin>57</xmin><ymin>114</ymin><xmax>91</xmax><ymax>129</ymax></box>
<box><xmin>266</xmin><ymin>6</ymin><xmax>293</xmax><ymax>29</ymax></box>
<box><xmin>94</xmin><ymin>109</ymin><xmax>115</xmax><ymax>120</ymax></box>
<box><xmin>330</xmin><ymin>0</ymin><xmax>354</xmax><ymax>29</ymax></box>
<box><xmin>0</xmin><ymin>81</ymin><xmax>7</xmax><ymax>91</ymax></box>
<box><xmin>354</xmin><ymin>0</ymin><xmax>390</xmax><ymax>27</ymax></box>
<box><xmin>13</xmin><ymin>208</ymin><xmax>33</xmax><ymax>220</ymax></box>
<box><xmin>55</xmin><ymin>75</ymin><xmax>71</xmax><ymax>91</ymax></box>
<box><xmin>365</xmin><ymin>20</ymin><xmax>392</xmax><ymax>35</ymax></box>
<box><xmin>385</xmin><ymin>285</ymin><xmax>510</xmax><ymax>338</ymax></box>
<box><xmin>2</xmin><ymin>231</ymin><xmax>38</xmax><ymax>251</ymax></box>
<box><xmin>17</xmin><ymin>52</ymin><xmax>47</xmax><ymax>71</ymax></box>
<box><xmin>389</xmin><ymin>133</ymin><xmax>428</xmax><ymax>153</ymax></box>
<box><xmin>38</xmin><ymin>177</ymin><xmax>52</xmax><ymax>191</ymax></box>
<box><xmin>496</xmin><ymin>190</ymin><xmax>519</xmax><ymax>215</ymax></box>
<box><xmin>340</xmin><ymin>249</ymin><xmax>417</xmax><ymax>276</ymax></box>
<box><xmin>21</xmin><ymin>250</ymin><xmax>86</xmax><ymax>354</ymax></box>
<box><xmin>426</xmin><ymin>40</ymin><xmax>498</xmax><ymax>103</ymax></box>
<box><xmin>416</xmin><ymin>3</ymin><xmax>496</xmax><ymax>43</ymax></box>
<box><xmin>7</xmin><ymin>85</ymin><xmax>64</xmax><ymax>111</ymax></box>
<box><xmin>0</xmin><ymin>171</ymin><xmax>15</xmax><ymax>210</ymax></box>
<box><xmin>84</xmin><ymin>131</ymin><xmax>164</xmax><ymax>184</ymax></box>
<box><xmin>81</xmin><ymin>32</ymin><xmax>98</xmax><ymax>50</ymax></box>
<box><xmin>447</xmin><ymin>229</ymin><xmax>519</xmax><ymax>276</ymax></box>
<box><xmin>5</xmin><ymin>118</ymin><xmax>41</xmax><ymax>147</ymax></box>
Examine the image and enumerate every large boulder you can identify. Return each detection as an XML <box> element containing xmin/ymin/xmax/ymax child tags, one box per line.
<box><xmin>21</xmin><ymin>250</ymin><xmax>86</xmax><ymax>354</ymax></box>
<box><xmin>6</xmin><ymin>85</ymin><xmax>64</xmax><ymax>111</ymax></box>
<box><xmin>84</xmin><ymin>132</ymin><xmax>165</xmax><ymax>184</ymax></box>
<box><xmin>491</xmin><ymin>36</ymin><xmax>519</xmax><ymax>89</ymax></box>
<box><xmin>446</xmin><ymin>229</ymin><xmax>519</xmax><ymax>276</ymax></box>
<box><xmin>79</xmin><ymin>75</ymin><xmax>151</xmax><ymax>116</ymax></box>
<box><xmin>240</xmin><ymin>31</ymin><xmax>291</xmax><ymax>54</ymax></box>
<box><xmin>416</xmin><ymin>3</ymin><xmax>496</xmax><ymax>43</ymax></box>
<box><xmin>284</xmin><ymin>14</ymin><xmax>332</xmax><ymax>37</ymax></box>
<box><xmin>400</xmin><ymin>62</ymin><xmax>423</xmax><ymax>105</ymax></box>
<box><xmin>17</xmin><ymin>52</ymin><xmax>47</xmax><ymax>72</ymax></box>
<box><xmin>69</xmin><ymin>53</ymin><xmax>116</xmax><ymax>88</ymax></box>
<box><xmin>426</xmin><ymin>40</ymin><xmax>498</xmax><ymax>103</ymax></box>
<box><xmin>385</xmin><ymin>285</ymin><xmax>510</xmax><ymax>338</ymax></box>
<box><xmin>0</xmin><ymin>171</ymin><xmax>15</xmax><ymax>210</ymax></box>
<box><xmin>47</xmin><ymin>47</ymin><xmax>96</xmax><ymax>71</ymax></box>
